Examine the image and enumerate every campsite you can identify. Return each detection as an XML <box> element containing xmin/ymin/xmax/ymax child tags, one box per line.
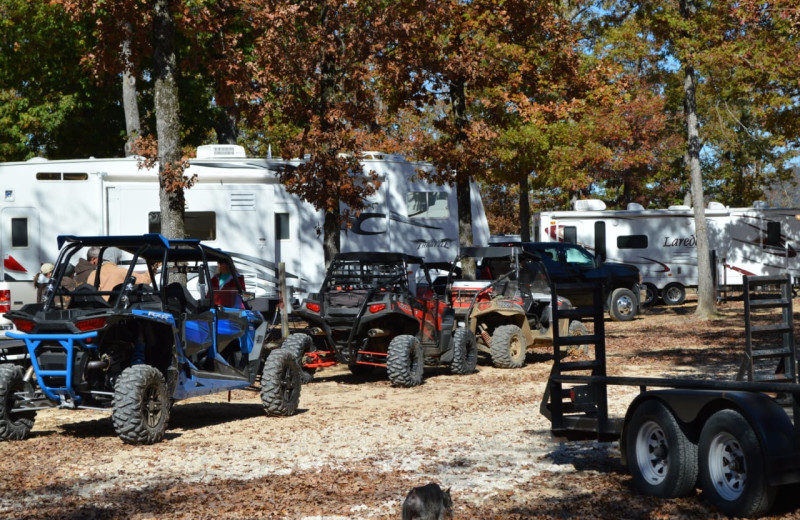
<box><xmin>3</xmin><ymin>294</ymin><xmax>800</xmax><ymax>519</ymax></box>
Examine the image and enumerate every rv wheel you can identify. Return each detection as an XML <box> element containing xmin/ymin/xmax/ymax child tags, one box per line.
<box><xmin>643</xmin><ymin>283</ymin><xmax>659</xmax><ymax>306</ymax></box>
<box><xmin>662</xmin><ymin>283</ymin><xmax>686</xmax><ymax>306</ymax></box>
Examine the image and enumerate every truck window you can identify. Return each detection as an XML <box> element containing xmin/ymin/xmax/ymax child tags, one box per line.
<box><xmin>565</xmin><ymin>246</ymin><xmax>593</xmax><ymax>266</ymax></box>
<box><xmin>618</xmin><ymin>235</ymin><xmax>648</xmax><ymax>249</ymax></box>
<box><xmin>407</xmin><ymin>192</ymin><xmax>449</xmax><ymax>219</ymax></box>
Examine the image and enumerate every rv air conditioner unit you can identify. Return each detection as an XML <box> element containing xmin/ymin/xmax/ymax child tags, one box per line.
<box><xmin>627</xmin><ymin>202</ymin><xmax>645</xmax><ymax>211</ymax></box>
<box><xmin>573</xmin><ymin>199</ymin><xmax>606</xmax><ymax>211</ymax></box>
<box><xmin>753</xmin><ymin>201</ymin><xmax>770</xmax><ymax>209</ymax></box>
<box><xmin>196</xmin><ymin>144</ymin><xmax>247</xmax><ymax>159</ymax></box>
<box><xmin>707</xmin><ymin>201</ymin><xmax>726</xmax><ymax>210</ymax></box>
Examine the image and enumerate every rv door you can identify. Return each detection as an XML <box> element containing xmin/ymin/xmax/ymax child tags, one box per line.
<box><xmin>1</xmin><ymin>208</ymin><xmax>40</xmax><ymax>282</ymax></box>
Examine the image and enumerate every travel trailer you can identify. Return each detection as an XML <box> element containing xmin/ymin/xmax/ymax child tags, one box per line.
<box><xmin>532</xmin><ymin>200</ymin><xmax>800</xmax><ymax>305</ymax></box>
<box><xmin>0</xmin><ymin>145</ymin><xmax>489</xmax><ymax>318</ymax></box>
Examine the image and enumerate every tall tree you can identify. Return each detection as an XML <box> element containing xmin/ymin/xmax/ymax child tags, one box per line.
<box><xmin>243</xmin><ymin>0</ymin><xmax>387</xmax><ymax>264</ymax></box>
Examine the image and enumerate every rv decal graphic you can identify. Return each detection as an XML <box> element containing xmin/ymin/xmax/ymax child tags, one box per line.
<box><xmin>3</xmin><ymin>256</ymin><xmax>27</xmax><ymax>273</ymax></box>
<box><xmin>641</xmin><ymin>257</ymin><xmax>671</xmax><ymax>273</ymax></box>
<box><xmin>350</xmin><ymin>212</ymin><xmax>445</xmax><ymax>236</ymax></box>
<box><xmin>663</xmin><ymin>235</ymin><xmax>697</xmax><ymax>247</ymax></box>
<box><xmin>414</xmin><ymin>238</ymin><xmax>454</xmax><ymax>250</ymax></box>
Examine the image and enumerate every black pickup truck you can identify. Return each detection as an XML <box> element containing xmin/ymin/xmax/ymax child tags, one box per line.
<box><xmin>491</xmin><ymin>240</ymin><xmax>644</xmax><ymax>321</ymax></box>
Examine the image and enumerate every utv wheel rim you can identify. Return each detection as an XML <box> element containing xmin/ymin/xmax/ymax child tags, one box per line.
<box><xmin>707</xmin><ymin>432</ymin><xmax>746</xmax><ymax>501</ymax></box>
<box><xmin>635</xmin><ymin>420</ymin><xmax>668</xmax><ymax>485</ymax></box>
<box><xmin>280</xmin><ymin>366</ymin><xmax>297</xmax><ymax>402</ymax></box>
<box><xmin>144</xmin><ymin>385</ymin><xmax>164</xmax><ymax>428</ymax></box>
<box><xmin>510</xmin><ymin>334</ymin><xmax>522</xmax><ymax>358</ymax></box>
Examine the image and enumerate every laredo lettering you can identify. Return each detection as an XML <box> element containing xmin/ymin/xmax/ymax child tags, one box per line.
<box><xmin>416</xmin><ymin>239</ymin><xmax>451</xmax><ymax>249</ymax></box>
<box><xmin>662</xmin><ymin>235</ymin><xmax>697</xmax><ymax>247</ymax></box>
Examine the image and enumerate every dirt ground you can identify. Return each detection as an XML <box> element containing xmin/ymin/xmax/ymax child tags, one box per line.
<box><xmin>4</xmin><ymin>295</ymin><xmax>800</xmax><ymax>519</ymax></box>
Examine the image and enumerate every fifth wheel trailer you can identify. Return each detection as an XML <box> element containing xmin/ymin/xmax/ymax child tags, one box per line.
<box><xmin>532</xmin><ymin>200</ymin><xmax>800</xmax><ymax>305</ymax></box>
<box><xmin>0</xmin><ymin>145</ymin><xmax>489</xmax><ymax>322</ymax></box>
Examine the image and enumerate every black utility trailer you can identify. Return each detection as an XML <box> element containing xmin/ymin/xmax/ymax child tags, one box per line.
<box><xmin>541</xmin><ymin>275</ymin><xmax>800</xmax><ymax>518</ymax></box>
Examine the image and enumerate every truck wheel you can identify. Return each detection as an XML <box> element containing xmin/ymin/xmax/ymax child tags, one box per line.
<box><xmin>662</xmin><ymin>283</ymin><xmax>686</xmax><ymax>306</ymax></box>
<box><xmin>626</xmin><ymin>400</ymin><xmax>697</xmax><ymax>498</ymax></box>
<box><xmin>490</xmin><ymin>324</ymin><xmax>526</xmax><ymax>368</ymax></box>
<box><xmin>450</xmin><ymin>328</ymin><xmax>477</xmax><ymax>375</ymax></box>
<box><xmin>609</xmin><ymin>287</ymin><xmax>637</xmax><ymax>322</ymax></box>
<box><xmin>563</xmin><ymin>320</ymin><xmax>590</xmax><ymax>358</ymax></box>
<box><xmin>643</xmin><ymin>283</ymin><xmax>659</xmax><ymax>306</ymax></box>
<box><xmin>112</xmin><ymin>365</ymin><xmax>170</xmax><ymax>445</ymax></box>
<box><xmin>0</xmin><ymin>364</ymin><xmax>36</xmax><ymax>441</ymax></box>
<box><xmin>387</xmin><ymin>335</ymin><xmax>424</xmax><ymax>387</ymax></box>
<box><xmin>281</xmin><ymin>333</ymin><xmax>316</xmax><ymax>384</ymax></box>
<box><xmin>260</xmin><ymin>348</ymin><xmax>301</xmax><ymax>416</ymax></box>
<box><xmin>698</xmin><ymin>409</ymin><xmax>776</xmax><ymax>517</ymax></box>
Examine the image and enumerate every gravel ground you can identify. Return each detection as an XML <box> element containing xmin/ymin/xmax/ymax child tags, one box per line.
<box><xmin>3</xmin><ymin>300</ymin><xmax>800</xmax><ymax>519</ymax></box>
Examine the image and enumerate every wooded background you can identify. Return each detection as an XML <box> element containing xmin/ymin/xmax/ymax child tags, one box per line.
<box><xmin>2</xmin><ymin>0</ymin><xmax>799</xmax><ymax>237</ymax></box>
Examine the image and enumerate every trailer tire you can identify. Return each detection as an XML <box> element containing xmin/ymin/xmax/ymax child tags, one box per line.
<box><xmin>643</xmin><ymin>283</ymin><xmax>659</xmax><ymax>306</ymax></box>
<box><xmin>490</xmin><ymin>324</ymin><xmax>526</xmax><ymax>368</ymax></box>
<box><xmin>260</xmin><ymin>348</ymin><xmax>301</xmax><ymax>416</ymax></box>
<box><xmin>609</xmin><ymin>287</ymin><xmax>637</xmax><ymax>322</ymax></box>
<box><xmin>0</xmin><ymin>364</ymin><xmax>36</xmax><ymax>441</ymax></box>
<box><xmin>281</xmin><ymin>333</ymin><xmax>315</xmax><ymax>384</ymax></box>
<box><xmin>698</xmin><ymin>409</ymin><xmax>776</xmax><ymax>517</ymax></box>
<box><xmin>112</xmin><ymin>365</ymin><xmax>170</xmax><ymax>445</ymax></box>
<box><xmin>662</xmin><ymin>283</ymin><xmax>686</xmax><ymax>306</ymax></box>
<box><xmin>450</xmin><ymin>328</ymin><xmax>477</xmax><ymax>375</ymax></box>
<box><xmin>627</xmin><ymin>400</ymin><xmax>698</xmax><ymax>498</ymax></box>
<box><xmin>387</xmin><ymin>335</ymin><xmax>424</xmax><ymax>387</ymax></box>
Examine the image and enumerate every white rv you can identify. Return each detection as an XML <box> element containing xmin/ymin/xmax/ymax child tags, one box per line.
<box><xmin>0</xmin><ymin>145</ymin><xmax>489</xmax><ymax>317</ymax></box>
<box><xmin>533</xmin><ymin>200</ymin><xmax>800</xmax><ymax>305</ymax></box>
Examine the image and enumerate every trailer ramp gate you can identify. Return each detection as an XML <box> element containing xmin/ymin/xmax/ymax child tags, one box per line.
<box><xmin>541</xmin><ymin>279</ymin><xmax>800</xmax><ymax>442</ymax></box>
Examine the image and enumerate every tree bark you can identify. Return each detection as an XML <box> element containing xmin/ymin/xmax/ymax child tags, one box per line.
<box><xmin>449</xmin><ymin>78</ymin><xmax>475</xmax><ymax>277</ymax></box>
<box><xmin>120</xmin><ymin>20</ymin><xmax>141</xmax><ymax>157</ymax></box>
<box><xmin>153</xmin><ymin>0</ymin><xmax>185</xmax><ymax>240</ymax></box>
<box><xmin>681</xmin><ymin>0</ymin><xmax>716</xmax><ymax>317</ymax></box>
<box><xmin>519</xmin><ymin>174</ymin><xmax>531</xmax><ymax>241</ymax></box>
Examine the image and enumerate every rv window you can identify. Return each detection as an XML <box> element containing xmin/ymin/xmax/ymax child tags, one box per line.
<box><xmin>149</xmin><ymin>211</ymin><xmax>216</xmax><ymax>240</ymax></box>
<box><xmin>563</xmin><ymin>226</ymin><xmax>577</xmax><ymax>243</ymax></box>
<box><xmin>11</xmin><ymin>218</ymin><xmax>28</xmax><ymax>247</ymax></box>
<box><xmin>407</xmin><ymin>192</ymin><xmax>449</xmax><ymax>219</ymax></box>
<box><xmin>617</xmin><ymin>235</ymin><xmax>648</xmax><ymax>249</ymax></box>
<box><xmin>766</xmin><ymin>222</ymin><xmax>781</xmax><ymax>247</ymax></box>
<box><xmin>36</xmin><ymin>172</ymin><xmax>61</xmax><ymax>181</ymax></box>
<box><xmin>276</xmin><ymin>213</ymin><xmax>290</xmax><ymax>240</ymax></box>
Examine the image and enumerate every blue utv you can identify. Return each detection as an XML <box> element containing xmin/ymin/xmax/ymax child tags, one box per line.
<box><xmin>0</xmin><ymin>234</ymin><xmax>300</xmax><ymax>444</ymax></box>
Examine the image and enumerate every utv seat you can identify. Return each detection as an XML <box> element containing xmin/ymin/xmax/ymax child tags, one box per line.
<box><xmin>166</xmin><ymin>282</ymin><xmax>199</xmax><ymax>314</ymax></box>
<box><xmin>68</xmin><ymin>284</ymin><xmax>110</xmax><ymax>309</ymax></box>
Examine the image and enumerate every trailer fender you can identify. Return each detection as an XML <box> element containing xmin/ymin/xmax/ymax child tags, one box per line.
<box><xmin>621</xmin><ymin>389</ymin><xmax>796</xmax><ymax>484</ymax></box>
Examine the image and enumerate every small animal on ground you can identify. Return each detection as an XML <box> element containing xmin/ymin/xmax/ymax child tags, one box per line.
<box><xmin>401</xmin><ymin>482</ymin><xmax>453</xmax><ymax>520</ymax></box>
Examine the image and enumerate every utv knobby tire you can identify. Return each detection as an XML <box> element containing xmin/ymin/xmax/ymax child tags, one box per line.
<box><xmin>260</xmin><ymin>348</ymin><xmax>301</xmax><ymax>416</ymax></box>
<box><xmin>112</xmin><ymin>365</ymin><xmax>170</xmax><ymax>445</ymax></box>
<box><xmin>490</xmin><ymin>324</ymin><xmax>527</xmax><ymax>368</ymax></box>
<box><xmin>0</xmin><ymin>364</ymin><xmax>36</xmax><ymax>441</ymax></box>
<box><xmin>281</xmin><ymin>333</ymin><xmax>316</xmax><ymax>384</ymax></box>
<box><xmin>450</xmin><ymin>328</ymin><xmax>477</xmax><ymax>375</ymax></box>
<box><xmin>387</xmin><ymin>335</ymin><xmax>424</xmax><ymax>387</ymax></box>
